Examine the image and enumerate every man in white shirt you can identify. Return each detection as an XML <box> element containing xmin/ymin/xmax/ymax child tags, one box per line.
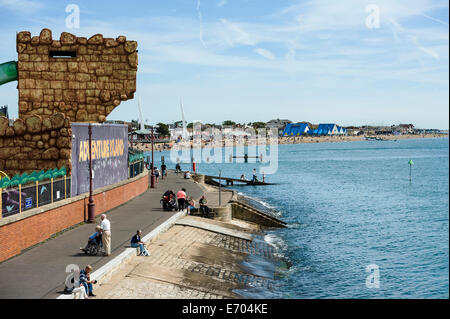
<box><xmin>100</xmin><ymin>214</ymin><xmax>111</xmax><ymax>256</ymax></box>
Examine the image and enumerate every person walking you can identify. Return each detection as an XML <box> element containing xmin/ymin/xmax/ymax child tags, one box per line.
<box><xmin>161</xmin><ymin>163</ymin><xmax>167</xmax><ymax>179</ymax></box>
<box><xmin>100</xmin><ymin>214</ymin><xmax>111</xmax><ymax>256</ymax></box>
<box><xmin>177</xmin><ymin>188</ymin><xmax>187</xmax><ymax>211</ymax></box>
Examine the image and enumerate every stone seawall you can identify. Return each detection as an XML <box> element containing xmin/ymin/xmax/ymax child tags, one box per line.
<box><xmin>0</xmin><ymin>112</ymin><xmax>71</xmax><ymax>176</ymax></box>
<box><xmin>16</xmin><ymin>29</ymin><xmax>137</xmax><ymax>123</ymax></box>
<box><xmin>0</xmin><ymin>29</ymin><xmax>138</xmax><ymax>177</ymax></box>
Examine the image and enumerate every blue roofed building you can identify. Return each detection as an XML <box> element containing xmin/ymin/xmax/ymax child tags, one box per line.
<box><xmin>338</xmin><ymin>126</ymin><xmax>348</xmax><ymax>135</ymax></box>
<box><xmin>282</xmin><ymin>122</ymin><xmax>310</xmax><ymax>136</ymax></box>
<box><xmin>309</xmin><ymin>123</ymin><xmax>343</xmax><ymax>136</ymax></box>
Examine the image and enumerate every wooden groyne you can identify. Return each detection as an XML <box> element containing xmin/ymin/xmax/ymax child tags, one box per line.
<box><xmin>204</xmin><ymin>175</ymin><xmax>275</xmax><ymax>187</ymax></box>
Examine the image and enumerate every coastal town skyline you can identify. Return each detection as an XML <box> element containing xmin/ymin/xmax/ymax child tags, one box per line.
<box><xmin>0</xmin><ymin>0</ymin><xmax>448</xmax><ymax>129</ymax></box>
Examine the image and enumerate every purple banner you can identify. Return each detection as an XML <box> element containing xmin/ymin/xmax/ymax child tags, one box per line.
<box><xmin>71</xmin><ymin>123</ymin><xmax>129</xmax><ymax>196</ymax></box>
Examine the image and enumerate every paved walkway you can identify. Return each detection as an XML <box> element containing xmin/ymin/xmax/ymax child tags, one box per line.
<box><xmin>0</xmin><ymin>171</ymin><xmax>204</xmax><ymax>299</ymax></box>
<box><xmin>94</xmin><ymin>216</ymin><xmax>278</xmax><ymax>299</ymax></box>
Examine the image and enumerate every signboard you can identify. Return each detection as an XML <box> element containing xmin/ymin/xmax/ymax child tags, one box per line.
<box><xmin>25</xmin><ymin>197</ymin><xmax>32</xmax><ymax>209</ymax></box>
<box><xmin>71</xmin><ymin>123</ymin><xmax>129</xmax><ymax>197</ymax></box>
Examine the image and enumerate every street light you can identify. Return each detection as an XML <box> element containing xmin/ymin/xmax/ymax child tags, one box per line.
<box><xmin>150</xmin><ymin>125</ymin><xmax>155</xmax><ymax>188</ymax></box>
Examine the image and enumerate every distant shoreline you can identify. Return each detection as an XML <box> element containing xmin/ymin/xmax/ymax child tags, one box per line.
<box><xmin>130</xmin><ymin>133</ymin><xmax>448</xmax><ymax>152</ymax></box>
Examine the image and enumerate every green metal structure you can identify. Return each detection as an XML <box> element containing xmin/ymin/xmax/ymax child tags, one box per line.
<box><xmin>0</xmin><ymin>167</ymin><xmax>67</xmax><ymax>188</ymax></box>
<box><xmin>0</xmin><ymin>61</ymin><xmax>18</xmax><ymax>85</ymax></box>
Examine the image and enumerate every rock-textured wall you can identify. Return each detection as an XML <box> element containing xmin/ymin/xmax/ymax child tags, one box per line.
<box><xmin>16</xmin><ymin>28</ymin><xmax>137</xmax><ymax>123</ymax></box>
<box><xmin>0</xmin><ymin>113</ymin><xmax>71</xmax><ymax>177</ymax></box>
<box><xmin>0</xmin><ymin>29</ymin><xmax>138</xmax><ymax>178</ymax></box>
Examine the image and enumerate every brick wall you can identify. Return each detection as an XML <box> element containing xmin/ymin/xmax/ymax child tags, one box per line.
<box><xmin>0</xmin><ymin>172</ymin><xmax>148</xmax><ymax>263</ymax></box>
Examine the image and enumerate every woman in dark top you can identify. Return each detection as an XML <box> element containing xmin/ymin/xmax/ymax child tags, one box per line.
<box><xmin>131</xmin><ymin>230</ymin><xmax>150</xmax><ymax>256</ymax></box>
<box><xmin>199</xmin><ymin>195</ymin><xmax>210</xmax><ymax>218</ymax></box>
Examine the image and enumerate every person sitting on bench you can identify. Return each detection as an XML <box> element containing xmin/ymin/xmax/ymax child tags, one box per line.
<box><xmin>79</xmin><ymin>265</ymin><xmax>97</xmax><ymax>297</ymax></box>
<box><xmin>130</xmin><ymin>230</ymin><xmax>150</xmax><ymax>256</ymax></box>
<box><xmin>199</xmin><ymin>195</ymin><xmax>210</xmax><ymax>218</ymax></box>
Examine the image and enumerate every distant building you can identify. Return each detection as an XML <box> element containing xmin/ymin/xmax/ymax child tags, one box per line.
<box><xmin>309</xmin><ymin>123</ymin><xmax>344</xmax><ymax>136</ymax></box>
<box><xmin>282</xmin><ymin>123</ymin><xmax>310</xmax><ymax>136</ymax></box>
<box><xmin>266</xmin><ymin>119</ymin><xmax>292</xmax><ymax>129</ymax></box>
<box><xmin>129</xmin><ymin>129</ymin><xmax>161</xmax><ymax>143</ymax></box>
<box><xmin>336</xmin><ymin>126</ymin><xmax>347</xmax><ymax>135</ymax></box>
<box><xmin>391</xmin><ymin>124</ymin><xmax>414</xmax><ymax>134</ymax></box>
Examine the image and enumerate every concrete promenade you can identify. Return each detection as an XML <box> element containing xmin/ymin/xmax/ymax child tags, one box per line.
<box><xmin>94</xmin><ymin>215</ymin><xmax>278</xmax><ymax>299</ymax></box>
<box><xmin>0</xmin><ymin>171</ymin><xmax>205</xmax><ymax>299</ymax></box>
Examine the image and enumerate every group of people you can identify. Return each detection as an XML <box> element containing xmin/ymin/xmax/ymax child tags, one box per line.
<box><xmin>83</xmin><ymin>214</ymin><xmax>111</xmax><ymax>256</ymax></box>
<box><xmin>176</xmin><ymin>188</ymin><xmax>210</xmax><ymax>217</ymax></box>
<box><xmin>240</xmin><ymin>169</ymin><xmax>259</xmax><ymax>182</ymax></box>
<box><xmin>74</xmin><ymin>227</ymin><xmax>150</xmax><ymax>298</ymax></box>
<box><xmin>71</xmin><ymin>162</ymin><xmax>214</xmax><ymax>298</ymax></box>
<box><xmin>149</xmin><ymin>163</ymin><xmax>167</xmax><ymax>183</ymax></box>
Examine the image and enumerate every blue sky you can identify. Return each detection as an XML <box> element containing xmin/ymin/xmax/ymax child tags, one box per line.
<box><xmin>0</xmin><ymin>0</ymin><xmax>448</xmax><ymax>128</ymax></box>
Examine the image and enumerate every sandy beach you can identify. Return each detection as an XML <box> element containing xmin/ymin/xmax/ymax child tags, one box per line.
<box><xmin>129</xmin><ymin>133</ymin><xmax>447</xmax><ymax>152</ymax></box>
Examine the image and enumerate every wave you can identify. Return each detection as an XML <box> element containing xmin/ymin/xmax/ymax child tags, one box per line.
<box><xmin>236</xmin><ymin>193</ymin><xmax>283</xmax><ymax>218</ymax></box>
<box><xmin>264</xmin><ymin>233</ymin><xmax>287</xmax><ymax>251</ymax></box>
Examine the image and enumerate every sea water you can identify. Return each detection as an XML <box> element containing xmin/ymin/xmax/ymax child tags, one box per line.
<box><xmin>148</xmin><ymin>137</ymin><xmax>449</xmax><ymax>298</ymax></box>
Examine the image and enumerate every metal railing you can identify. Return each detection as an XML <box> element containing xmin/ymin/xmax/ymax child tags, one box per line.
<box><xmin>1</xmin><ymin>176</ymin><xmax>71</xmax><ymax>218</ymax></box>
<box><xmin>128</xmin><ymin>160</ymin><xmax>144</xmax><ymax>179</ymax></box>
<box><xmin>1</xmin><ymin>160</ymin><xmax>146</xmax><ymax>219</ymax></box>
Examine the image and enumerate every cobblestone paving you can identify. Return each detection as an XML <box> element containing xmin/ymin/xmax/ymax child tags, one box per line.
<box><xmin>103</xmin><ymin>276</ymin><xmax>224</xmax><ymax>299</ymax></box>
<box><xmin>98</xmin><ymin>219</ymin><xmax>282</xmax><ymax>299</ymax></box>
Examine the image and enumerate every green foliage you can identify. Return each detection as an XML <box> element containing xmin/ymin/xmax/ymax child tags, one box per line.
<box><xmin>156</xmin><ymin>123</ymin><xmax>170</xmax><ymax>136</ymax></box>
<box><xmin>252</xmin><ymin>122</ymin><xmax>267</xmax><ymax>129</ymax></box>
<box><xmin>222</xmin><ymin>120</ymin><xmax>236</xmax><ymax>126</ymax></box>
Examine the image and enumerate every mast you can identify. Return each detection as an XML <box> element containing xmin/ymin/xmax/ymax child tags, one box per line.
<box><xmin>138</xmin><ymin>96</ymin><xmax>145</xmax><ymax>131</ymax></box>
<box><xmin>180</xmin><ymin>97</ymin><xmax>187</xmax><ymax>139</ymax></box>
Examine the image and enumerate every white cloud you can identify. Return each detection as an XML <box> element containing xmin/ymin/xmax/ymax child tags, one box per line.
<box><xmin>0</xmin><ymin>0</ymin><xmax>43</xmax><ymax>13</ymax></box>
<box><xmin>254</xmin><ymin>48</ymin><xmax>275</xmax><ymax>60</ymax></box>
<box><xmin>219</xmin><ymin>18</ymin><xmax>257</xmax><ymax>46</ymax></box>
<box><xmin>197</xmin><ymin>0</ymin><xmax>207</xmax><ymax>48</ymax></box>
<box><xmin>217</xmin><ymin>0</ymin><xmax>227</xmax><ymax>7</ymax></box>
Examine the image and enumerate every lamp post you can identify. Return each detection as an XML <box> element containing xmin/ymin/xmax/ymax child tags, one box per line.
<box><xmin>87</xmin><ymin>123</ymin><xmax>95</xmax><ymax>223</ymax></box>
<box><xmin>151</xmin><ymin>125</ymin><xmax>155</xmax><ymax>188</ymax></box>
